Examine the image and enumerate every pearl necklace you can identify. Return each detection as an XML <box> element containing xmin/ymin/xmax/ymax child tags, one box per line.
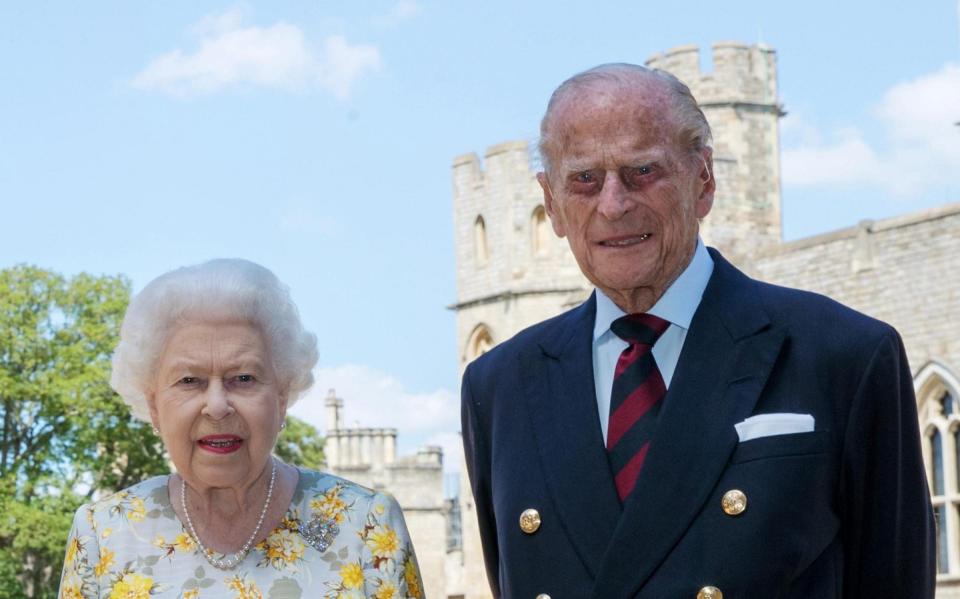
<box><xmin>180</xmin><ymin>458</ymin><xmax>277</xmax><ymax>570</ymax></box>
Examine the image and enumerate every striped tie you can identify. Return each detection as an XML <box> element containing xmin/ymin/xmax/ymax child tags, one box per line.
<box><xmin>607</xmin><ymin>313</ymin><xmax>670</xmax><ymax>502</ymax></box>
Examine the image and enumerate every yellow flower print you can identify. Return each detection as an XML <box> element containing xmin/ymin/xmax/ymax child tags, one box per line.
<box><xmin>174</xmin><ymin>532</ymin><xmax>196</xmax><ymax>553</ymax></box>
<box><xmin>404</xmin><ymin>557</ymin><xmax>422</xmax><ymax>598</ymax></box>
<box><xmin>65</xmin><ymin>537</ymin><xmax>82</xmax><ymax>565</ymax></box>
<box><xmin>310</xmin><ymin>483</ymin><xmax>353</xmax><ymax>524</ymax></box>
<box><xmin>61</xmin><ymin>581</ymin><xmax>84</xmax><ymax>599</ymax></box>
<box><xmin>256</xmin><ymin>528</ymin><xmax>305</xmax><ymax>570</ymax></box>
<box><xmin>108</xmin><ymin>572</ymin><xmax>155</xmax><ymax>599</ymax></box>
<box><xmin>373</xmin><ymin>581</ymin><xmax>397</xmax><ymax>599</ymax></box>
<box><xmin>366</xmin><ymin>525</ymin><xmax>399</xmax><ymax>559</ymax></box>
<box><xmin>153</xmin><ymin>535</ymin><xmax>166</xmax><ymax>548</ymax></box>
<box><xmin>339</xmin><ymin>562</ymin><xmax>364</xmax><ymax>590</ymax></box>
<box><xmin>225</xmin><ymin>574</ymin><xmax>264</xmax><ymax>599</ymax></box>
<box><xmin>126</xmin><ymin>497</ymin><xmax>146</xmax><ymax>522</ymax></box>
<box><xmin>94</xmin><ymin>546</ymin><xmax>116</xmax><ymax>577</ymax></box>
<box><xmin>101</xmin><ymin>527</ymin><xmax>113</xmax><ymax>539</ymax></box>
<box><xmin>182</xmin><ymin>589</ymin><xmax>200</xmax><ymax>599</ymax></box>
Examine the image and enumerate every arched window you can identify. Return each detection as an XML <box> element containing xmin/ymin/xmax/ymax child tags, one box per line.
<box><xmin>915</xmin><ymin>362</ymin><xmax>960</xmax><ymax>578</ymax></box>
<box><xmin>474</xmin><ymin>216</ymin><xmax>488</xmax><ymax>267</ymax></box>
<box><xmin>531</xmin><ymin>205</ymin><xmax>550</xmax><ymax>257</ymax></box>
<box><xmin>465</xmin><ymin>324</ymin><xmax>494</xmax><ymax>363</ymax></box>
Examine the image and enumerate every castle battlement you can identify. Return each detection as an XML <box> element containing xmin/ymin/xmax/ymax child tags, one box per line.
<box><xmin>647</xmin><ymin>42</ymin><xmax>778</xmax><ymax>107</ymax></box>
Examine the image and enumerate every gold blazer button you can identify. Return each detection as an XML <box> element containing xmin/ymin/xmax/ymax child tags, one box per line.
<box><xmin>519</xmin><ymin>508</ymin><xmax>541</xmax><ymax>534</ymax></box>
<box><xmin>697</xmin><ymin>586</ymin><xmax>723</xmax><ymax>599</ymax></box>
<box><xmin>721</xmin><ymin>489</ymin><xmax>748</xmax><ymax>516</ymax></box>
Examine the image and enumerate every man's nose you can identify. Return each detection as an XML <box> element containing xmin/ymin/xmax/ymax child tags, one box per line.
<box><xmin>201</xmin><ymin>379</ymin><xmax>234</xmax><ymax>420</ymax></box>
<box><xmin>596</xmin><ymin>171</ymin><xmax>632</xmax><ymax>220</ymax></box>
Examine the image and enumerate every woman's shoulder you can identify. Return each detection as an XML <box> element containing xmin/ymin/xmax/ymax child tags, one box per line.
<box><xmin>72</xmin><ymin>475</ymin><xmax>171</xmax><ymax>526</ymax></box>
<box><xmin>292</xmin><ymin>468</ymin><xmax>379</xmax><ymax>502</ymax></box>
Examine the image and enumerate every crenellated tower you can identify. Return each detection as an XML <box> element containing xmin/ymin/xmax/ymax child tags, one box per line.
<box><xmin>647</xmin><ymin>41</ymin><xmax>783</xmax><ymax>266</ymax></box>
<box><xmin>450</xmin><ymin>140</ymin><xmax>590</xmax><ymax>371</ymax></box>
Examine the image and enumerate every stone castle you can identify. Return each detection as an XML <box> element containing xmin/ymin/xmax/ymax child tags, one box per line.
<box><xmin>335</xmin><ymin>42</ymin><xmax>960</xmax><ymax>598</ymax></box>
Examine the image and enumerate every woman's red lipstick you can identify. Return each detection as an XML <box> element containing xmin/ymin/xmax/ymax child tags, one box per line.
<box><xmin>198</xmin><ymin>434</ymin><xmax>243</xmax><ymax>454</ymax></box>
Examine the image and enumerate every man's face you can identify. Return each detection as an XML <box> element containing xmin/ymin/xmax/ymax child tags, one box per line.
<box><xmin>538</xmin><ymin>82</ymin><xmax>714</xmax><ymax>312</ymax></box>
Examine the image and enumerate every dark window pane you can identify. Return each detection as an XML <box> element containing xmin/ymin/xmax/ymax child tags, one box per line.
<box><xmin>944</xmin><ymin>392</ymin><xmax>955</xmax><ymax>417</ymax></box>
<box><xmin>936</xmin><ymin>505</ymin><xmax>949</xmax><ymax>573</ymax></box>
<box><xmin>933</xmin><ymin>430</ymin><xmax>945</xmax><ymax>496</ymax></box>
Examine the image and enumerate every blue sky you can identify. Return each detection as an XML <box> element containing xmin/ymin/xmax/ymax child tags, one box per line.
<box><xmin>2</xmin><ymin>1</ymin><xmax>958</xmax><ymax>472</ymax></box>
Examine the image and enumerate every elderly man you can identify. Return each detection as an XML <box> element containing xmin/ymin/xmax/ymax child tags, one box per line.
<box><xmin>461</xmin><ymin>64</ymin><xmax>935</xmax><ymax>598</ymax></box>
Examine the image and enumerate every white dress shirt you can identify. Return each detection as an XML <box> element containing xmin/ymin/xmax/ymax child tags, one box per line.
<box><xmin>592</xmin><ymin>239</ymin><xmax>714</xmax><ymax>445</ymax></box>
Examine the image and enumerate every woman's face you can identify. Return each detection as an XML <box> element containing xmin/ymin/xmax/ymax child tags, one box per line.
<box><xmin>149</xmin><ymin>320</ymin><xmax>284</xmax><ymax>491</ymax></box>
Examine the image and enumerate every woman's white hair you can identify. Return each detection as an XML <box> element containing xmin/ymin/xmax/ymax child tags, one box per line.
<box><xmin>110</xmin><ymin>258</ymin><xmax>318</xmax><ymax>422</ymax></box>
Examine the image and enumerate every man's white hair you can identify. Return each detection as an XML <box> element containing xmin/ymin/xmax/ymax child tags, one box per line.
<box><xmin>110</xmin><ymin>258</ymin><xmax>318</xmax><ymax>422</ymax></box>
<box><xmin>538</xmin><ymin>63</ymin><xmax>713</xmax><ymax>176</ymax></box>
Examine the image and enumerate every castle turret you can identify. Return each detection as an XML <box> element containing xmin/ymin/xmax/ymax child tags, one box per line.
<box><xmin>647</xmin><ymin>42</ymin><xmax>783</xmax><ymax>267</ymax></box>
<box><xmin>451</xmin><ymin>141</ymin><xmax>589</xmax><ymax>371</ymax></box>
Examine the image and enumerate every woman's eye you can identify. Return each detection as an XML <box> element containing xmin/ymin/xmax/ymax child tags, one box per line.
<box><xmin>234</xmin><ymin>374</ymin><xmax>256</xmax><ymax>385</ymax></box>
<box><xmin>178</xmin><ymin>376</ymin><xmax>199</xmax><ymax>386</ymax></box>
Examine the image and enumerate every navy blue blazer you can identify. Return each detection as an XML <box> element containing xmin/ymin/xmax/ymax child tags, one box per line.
<box><xmin>461</xmin><ymin>249</ymin><xmax>935</xmax><ymax>599</ymax></box>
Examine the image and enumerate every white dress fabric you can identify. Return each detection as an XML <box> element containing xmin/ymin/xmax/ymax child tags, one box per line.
<box><xmin>58</xmin><ymin>468</ymin><xmax>423</xmax><ymax>598</ymax></box>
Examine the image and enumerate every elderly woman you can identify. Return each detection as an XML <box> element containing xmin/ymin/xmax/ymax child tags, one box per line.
<box><xmin>59</xmin><ymin>259</ymin><xmax>422</xmax><ymax>599</ymax></box>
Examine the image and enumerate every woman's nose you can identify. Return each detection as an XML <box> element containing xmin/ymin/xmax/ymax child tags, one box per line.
<box><xmin>201</xmin><ymin>379</ymin><xmax>234</xmax><ymax>419</ymax></box>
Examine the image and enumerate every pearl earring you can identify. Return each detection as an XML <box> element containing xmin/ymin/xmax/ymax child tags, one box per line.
<box><xmin>280</xmin><ymin>422</ymin><xmax>286</xmax><ymax>430</ymax></box>
<box><xmin>152</xmin><ymin>427</ymin><xmax>160</xmax><ymax>435</ymax></box>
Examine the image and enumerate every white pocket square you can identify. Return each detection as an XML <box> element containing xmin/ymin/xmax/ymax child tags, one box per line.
<box><xmin>735</xmin><ymin>413</ymin><xmax>815</xmax><ymax>442</ymax></box>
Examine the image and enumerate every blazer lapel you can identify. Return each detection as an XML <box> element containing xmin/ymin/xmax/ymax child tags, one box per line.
<box><xmin>522</xmin><ymin>294</ymin><xmax>622</xmax><ymax>578</ymax></box>
<box><xmin>591</xmin><ymin>250</ymin><xmax>787</xmax><ymax>598</ymax></box>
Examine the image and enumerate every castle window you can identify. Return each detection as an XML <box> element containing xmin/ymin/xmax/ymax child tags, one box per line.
<box><xmin>531</xmin><ymin>205</ymin><xmax>550</xmax><ymax>257</ymax></box>
<box><xmin>916</xmin><ymin>364</ymin><xmax>960</xmax><ymax>578</ymax></box>
<box><xmin>474</xmin><ymin>216</ymin><xmax>488</xmax><ymax>267</ymax></box>
<box><xmin>465</xmin><ymin>324</ymin><xmax>494</xmax><ymax>363</ymax></box>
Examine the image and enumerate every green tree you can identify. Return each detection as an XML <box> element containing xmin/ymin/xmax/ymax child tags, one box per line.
<box><xmin>0</xmin><ymin>265</ymin><xmax>168</xmax><ymax>598</ymax></box>
<box><xmin>275</xmin><ymin>416</ymin><xmax>325</xmax><ymax>470</ymax></box>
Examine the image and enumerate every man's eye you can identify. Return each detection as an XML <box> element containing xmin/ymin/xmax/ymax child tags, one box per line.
<box><xmin>574</xmin><ymin>171</ymin><xmax>595</xmax><ymax>183</ymax></box>
<box><xmin>622</xmin><ymin>165</ymin><xmax>654</xmax><ymax>187</ymax></box>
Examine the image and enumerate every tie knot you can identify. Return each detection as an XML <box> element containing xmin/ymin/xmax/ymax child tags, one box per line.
<box><xmin>610</xmin><ymin>313</ymin><xmax>670</xmax><ymax>346</ymax></box>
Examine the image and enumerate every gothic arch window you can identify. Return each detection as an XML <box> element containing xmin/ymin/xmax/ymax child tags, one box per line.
<box><xmin>531</xmin><ymin>205</ymin><xmax>550</xmax><ymax>257</ymax></box>
<box><xmin>465</xmin><ymin>324</ymin><xmax>494</xmax><ymax>363</ymax></box>
<box><xmin>916</xmin><ymin>362</ymin><xmax>960</xmax><ymax>576</ymax></box>
<box><xmin>474</xmin><ymin>216</ymin><xmax>488</xmax><ymax>267</ymax></box>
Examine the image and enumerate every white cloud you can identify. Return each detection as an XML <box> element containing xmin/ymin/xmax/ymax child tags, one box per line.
<box><xmin>288</xmin><ymin>364</ymin><xmax>461</xmax><ymax>472</ymax></box>
<box><xmin>132</xmin><ymin>9</ymin><xmax>381</xmax><ymax>99</ymax></box>
<box><xmin>373</xmin><ymin>1</ymin><xmax>421</xmax><ymax>28</ymax></box>
<box><xmin>781</xmin><ymin>63</ymin><xmax>960</xmax><ymax>197</ymax></box>
<box><xmin>781</xmin><ymin>128</ymin><xmax>882</xmax><ymax>186</ymax></box>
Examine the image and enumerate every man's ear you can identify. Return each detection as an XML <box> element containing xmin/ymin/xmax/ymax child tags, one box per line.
<box><xmin>537</xmin><ymin>172</ymin><xmax>567</xmax><ymax>238</ymax></box>
<box><xmin>694</xmin><ymin>147</ymin><xmax>715</xmax><ymax>219</ymax></box>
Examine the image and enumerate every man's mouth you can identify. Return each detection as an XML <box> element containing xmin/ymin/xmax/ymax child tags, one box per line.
<box><xmin>599</xmin><ymin>234</ymin><xmax>651</xmax><ymax>247</ymax></box>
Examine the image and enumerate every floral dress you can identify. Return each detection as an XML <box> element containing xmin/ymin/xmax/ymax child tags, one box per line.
<box><xmin>58</xmin><ymin>468</ymin><xmax>423</xmax><ymax>599</ymax></box>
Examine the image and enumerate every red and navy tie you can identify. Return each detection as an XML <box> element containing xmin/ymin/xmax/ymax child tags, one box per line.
<box><xmin>607</xmin><ymin>313</ymin><xmax>670</xmax><ymax>502</ymax></box>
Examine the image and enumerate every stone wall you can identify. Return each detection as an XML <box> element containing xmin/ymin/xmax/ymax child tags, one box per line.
<box><xmin>751</xmin><ymin>205</ymin><xmax>960</xmax><ymax>375</ymax></box>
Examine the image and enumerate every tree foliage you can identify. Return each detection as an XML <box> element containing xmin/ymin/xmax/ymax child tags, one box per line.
<box><xmin>0</xmin><ymin>265</ymin><xmax>326</xmax><ymax>597</ymax></box>
<box><xmin>275</xmin><ymin>416</ymin><xmax>325</xmax><ymax>471</ymax></box>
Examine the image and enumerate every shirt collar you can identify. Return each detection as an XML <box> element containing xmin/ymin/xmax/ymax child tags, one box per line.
<box><xmin>593</xmin><ymin>238</ymin><xmax>715</xmax><ymax>341</ymax></box>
